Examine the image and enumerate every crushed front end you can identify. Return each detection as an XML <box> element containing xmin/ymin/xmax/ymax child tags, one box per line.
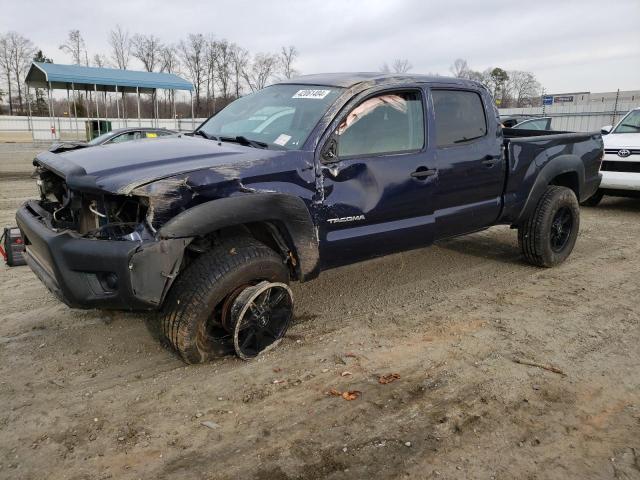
<box><xmin>16</xmin><ymin>165</ymin><xmax>190</xmax><ymax>310</ymax></box>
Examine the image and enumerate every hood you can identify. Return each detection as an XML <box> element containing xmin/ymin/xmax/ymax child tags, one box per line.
<box><xmin>35</xmin><ymin>135</ymin><xmax>294</xmax><ymax>194</ymax></box>
<box><xmin>603</xmin><ymin>132</ymin><xmax>640</xmax><ymax>150</ymax></box>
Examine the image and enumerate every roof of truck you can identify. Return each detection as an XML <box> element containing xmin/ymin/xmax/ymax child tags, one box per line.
<box><xmin>277</xmin><ymin>72</ymin><xmax>478</xmax><ymax>89</ymax></box>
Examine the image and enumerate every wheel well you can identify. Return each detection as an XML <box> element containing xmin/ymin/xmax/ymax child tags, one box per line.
<box><xmin>550</xmin><ymin>171</ymin><xmax>579</xmax><ymax>199</ymax></box>
<box><xmin>185</xmin><ymin>221</ymin><xmax>300</xmax><ymax>280</ymax></box>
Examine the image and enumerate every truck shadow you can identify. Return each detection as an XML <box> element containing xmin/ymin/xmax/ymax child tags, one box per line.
<box><xmin>590</xmin><ymin>197</ymin><xmax>640</xmax><ymax>213</ymax></box>
<box><xmin>436</xmin><ymin>229</ymin><xmax>524</xmax><ymax>265</ymax></box>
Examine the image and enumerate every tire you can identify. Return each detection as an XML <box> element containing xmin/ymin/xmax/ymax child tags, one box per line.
<box><xmin>160</xmin><ymin>236</ymin><xmax>289</xmax><ymax>364</ymax></box>
<box><xmin>580</xmin><ymin>189</ymin><xmax>604</xmax><ymax>207</ymax></box>
<box><xmin>518</xmin><ymin>185</ymin><xmax>580</xmax><ymax>268</ymax></box>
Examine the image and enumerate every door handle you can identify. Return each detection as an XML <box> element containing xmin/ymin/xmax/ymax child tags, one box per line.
<box><xmin>411</xmin><ymin>168</ymin><xmax>437</xmax><ymax>179</ymax></box>
<box><xmin>482</xmin><ymin>154</ymin><xmax>500</xmax><ymax>167</ymax></box>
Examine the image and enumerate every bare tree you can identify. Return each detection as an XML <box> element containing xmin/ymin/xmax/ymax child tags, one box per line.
<box><xmin>160</xmin><ymin>45</ymin><xmax>180</xmax><ymax>74</ymax></box>
<box><xmin>214</xmin><ymin>39</ymin><xmax>234</xmax><ymax>100</ymax></box>
<box><xmin>392</xmin><ymin>58</ymin><xmax>412</xmax><ymax>73</ymax></box>
<box><xmin>230</xmin><ymin>44</ymin><xmax>248</xmax><ymax>98</ymax></box>
<box><xmin>279</xmin><ymin>45</ymin><xmax>298</xmax><ymax>79</ymax></box>
<box><xmin>506</xmin><ymin>70</ymin><xmax>541</xmax><ymax>107</ymax></box>
<box><xmin>108</xmin><ymin>25</ymin><xmax>130</xmax><ymax>69</ymax></box>
<box><xmin>131</xmin><ymin>34</ymin><xmax>162</xmax><ymax>118</ymax></box>
<box><xmin>466</xmin><ymin>69</ymin><xmax>486</xmax><ymax>84</ymax></box>
<box><xmin>178</xmin><ymin>34</ymin><xmax>207</xmax><ymax>115</ymax></box>
<box><xmin>6</xmin><ymin>32</ymin><xmax>35</xmax><ymax>114</ymax></box>
<box><xmin>450</xmin><ymin>58</ymin><xmax>471</xmax><ymax>78</ymax></box>
<box><xmin>109</xmin><ymin>26</ymin><xmax>131</xmax><ymax>117</ymax></box>
<box><xmin>131</xmin><ymin>34</ymin><xmax>162</xmax><ymax>72</ymax></box>
<box><xmin>159</xmin><ymin>45</ymin><xmax>180</xmax><ymax>117</ymax></box>
<box><xmin>59</xmin><ymin>30</ymin><xmax>87</xmax><ymax>65</ymax></box>
<box><xmin>242</xmin><ymin>53</ymin><xmax>279</xmax><ymax>92</ymax></box>
<box><xmin>0</xmin><ymin>34</ymin><xmax>14</xmax><ymax>114</ymax></box>
<box><xmin>379</xmin><ymin>59</ymin><xmax>412</xmax><ymax>73</ymax></box>
<box><xmin>204</xmin><ymin>37</ymin><xmax>218</xmax><ymax>115</ymax></box>
<box><xmin>60</xmin><ymin>30</ymin><xmax>92</xmax><ymax>113</ymax></box>
<box><xmin>92</xmin><ymin>53</ymin><xmax>107</xmax><ymax>68</ymax></box>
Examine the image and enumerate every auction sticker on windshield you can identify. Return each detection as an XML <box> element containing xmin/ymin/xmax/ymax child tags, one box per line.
<box><xmin>274</xmin><ymin>134</ymin><xmax>292</xmax><ymax>146</ymax></box>
<box><xmin>292</xmin><ymin>89</ymin><xmax>331</xmax><ymax>99</ymax></box>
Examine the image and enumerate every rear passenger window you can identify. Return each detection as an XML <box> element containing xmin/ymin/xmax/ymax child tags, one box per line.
<box><xmin>337</xmin><ymin>91</ymin><xmax>424</xmax><ymax>157</ymax></box>
<box><xmin>432</xmin><ymin>90</ymin><xmax>487</xmax><ymax>147</ymax></box>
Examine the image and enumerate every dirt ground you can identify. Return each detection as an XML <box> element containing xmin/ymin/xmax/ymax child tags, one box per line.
<box><xmin>0</xmin><ymin>143</ymin><xmax>638</xmax><ymax>480</ymax></box>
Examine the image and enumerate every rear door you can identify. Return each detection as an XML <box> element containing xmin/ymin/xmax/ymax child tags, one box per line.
<box><xmin>318</xmin><ymin>88</ymin><xmax>437</xmax><ymax>267</ymax></box>
<box><xmin>429</xmin><ymin>87</ymin><xmax>505</xmax><ymax>238</ymax></box>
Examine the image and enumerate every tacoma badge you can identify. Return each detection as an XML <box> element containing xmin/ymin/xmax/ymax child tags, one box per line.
<box><xmin>327</xmin><ymin>215</ymin><xmax>365</xmax><ymax>224</ymax></box>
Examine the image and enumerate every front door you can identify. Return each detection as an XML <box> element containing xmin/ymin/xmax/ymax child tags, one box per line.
<box><xmin>317</xmin><ymin>88</ymin><xmax>438</xmax><ymax>268</ymax></box>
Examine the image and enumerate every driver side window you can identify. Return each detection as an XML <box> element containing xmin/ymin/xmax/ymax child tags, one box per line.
<box><xmin>337</xmin><ymin>91</ymin><xmax>424</xmax><ymax>157</ymax></box>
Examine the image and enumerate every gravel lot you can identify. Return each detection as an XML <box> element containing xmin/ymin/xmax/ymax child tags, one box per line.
<box><xmin>1</xmin><ymin>144</ymin><xmax>639</xmax><ymax>480</ymax></box>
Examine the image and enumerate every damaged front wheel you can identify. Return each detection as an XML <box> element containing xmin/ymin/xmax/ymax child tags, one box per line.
<box><xmin>230</xmin><ymin>281</ymin><xmax>293</xmax><ymax>360</ymax></box>
<box><xmin>160</xmin><ymin>237</ymin><xmax>291</xmax><ymax>364</ymax></box>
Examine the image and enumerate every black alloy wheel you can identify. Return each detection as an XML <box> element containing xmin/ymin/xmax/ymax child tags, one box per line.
<box><xmin>550</xmin><ymin>206</ymin><xmax>573</xmax><ymax>252</ymax></box>
<box><xmin>231</xmin><ymin>281</ymin><xmax>294</xmax><ymax>360</ymax></box>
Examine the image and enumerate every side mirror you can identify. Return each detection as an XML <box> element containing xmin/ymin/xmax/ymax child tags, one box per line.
<box><xmin>321</xmin><ymin>137</ymin><xmax>338</xmax><ymax>163</ymax></box>
<box><xmin>600</xmin><ymin>125</ymin><xmax>612</xmax><ymax>135</ymax></box>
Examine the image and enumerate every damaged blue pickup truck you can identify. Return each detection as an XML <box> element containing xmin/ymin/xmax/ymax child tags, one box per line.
<box><xmin>17</xmin><ymin>73</ymin><xmax>603</xmax><ymax>363</ymax></box>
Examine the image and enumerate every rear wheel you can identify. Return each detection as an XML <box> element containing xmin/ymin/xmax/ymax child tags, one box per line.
<box><xmin>518</xmin><ymin>185</ymin><xmax>580</xmax><ymax>267</ymax></box>
<box><xmin>580</xmin><ymin>189</ymin><xmax>604</xmax><ymax>207</ymax></box>
<box><xmin>160</xmin><ymin>237</ymin><xmax>290</xmax><ymax>364</ymax></box>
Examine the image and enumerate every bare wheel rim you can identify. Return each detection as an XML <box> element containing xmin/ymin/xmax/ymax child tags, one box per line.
<box><xmin>550</xmin><ymin>206</ymin><xmax>573</xmax><ymax>253</ymax></box>
<box><xmin>231</xmin><ymin>281</ymin><xmax>293</xmax><ymax>360</ymax></box>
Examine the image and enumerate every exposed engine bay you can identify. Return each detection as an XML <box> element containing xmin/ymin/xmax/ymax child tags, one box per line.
<box><xmin>35</xmin><ymin>167</ymin><xmax>155</xmax><ymax>241</ymax></box>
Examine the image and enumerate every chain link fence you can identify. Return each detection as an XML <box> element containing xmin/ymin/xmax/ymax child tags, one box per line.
<box><xmin>499</xmin><ymin>100</ymin><xmax>640</xmax><ymax>132</ymax></box>
<box><xmin>0</xmin><ymin>115</ymin><xmax>206</xmax><ymax>142</ymax></box>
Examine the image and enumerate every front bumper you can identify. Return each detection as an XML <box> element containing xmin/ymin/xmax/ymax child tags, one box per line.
<box><xmin>600</xmin><ymin>171</ymin><xmax>640</xmax><ymax>191</ymax></box>
<box><xmin>16</xmin><ymin>201</ymin><xmax>190</xmax><ymax>310</ymax></box>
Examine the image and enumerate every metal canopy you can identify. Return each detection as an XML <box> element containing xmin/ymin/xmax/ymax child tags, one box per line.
<box><xmin>26</xmin><ymin>62</ymin><xmax>193</xmax><ymax>94</ymax></box>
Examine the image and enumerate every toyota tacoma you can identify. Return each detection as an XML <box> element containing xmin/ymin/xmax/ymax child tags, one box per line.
<box><xmin>16</xmin><ymin>73</ymin><xmax>603</xmax><ymax>363</ymax></box>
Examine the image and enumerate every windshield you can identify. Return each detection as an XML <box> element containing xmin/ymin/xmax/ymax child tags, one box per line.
<box><xmin>198</xmin><ymin>84</ymin><xmax>343</xmax><ymax>149</ymax></box>
<box><xmin>613</xmin><ymin>110</ymin><xmax>640</xmax><ymax>134</ymax></box>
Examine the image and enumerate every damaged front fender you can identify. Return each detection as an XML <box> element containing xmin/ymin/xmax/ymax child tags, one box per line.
<box><xmin>158</xmin><ymin>193</ymin><xmax>320</xmax><ymax>281</ymax></box>
<box><xmin>129</xmin><ymin>237</ymin><xmax>192</xmax><ymax>306</ymax></box>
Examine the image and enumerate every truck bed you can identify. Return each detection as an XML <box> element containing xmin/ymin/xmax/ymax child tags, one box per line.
<box><xmin>499</xmin><ymin>128</ymin><xmax>603</xmax><ymax>224</ymax></box>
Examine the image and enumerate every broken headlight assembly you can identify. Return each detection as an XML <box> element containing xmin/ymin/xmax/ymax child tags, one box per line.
<box><xmin>79</xmin><ymin>195</ymin><xmax>156</xmax><ymax>241</ymax></box>
<box><xmin>130</xmin><ymin>176</ymin><xmax>195</xmax><ymax>230</ymax></box>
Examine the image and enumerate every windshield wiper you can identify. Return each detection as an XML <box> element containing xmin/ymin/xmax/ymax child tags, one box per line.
<box><xmin>194</xmin><ymin>130</ymin><xmax>210</xmax><ymax>139</ymax></box>
<box><xmin>219</xmin><ymin>135</ymin><xmax>269</xmax><ymax>149</ymax></box>
<box><xmin>195</xmin><ymin>130</ymin><xmax>226</xmax><ymax>143</ymax></box>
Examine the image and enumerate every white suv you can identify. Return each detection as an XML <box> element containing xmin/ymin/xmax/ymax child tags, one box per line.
<box><xmin>584</xmin><ymin>107</ymin><xmax>640</xmax><ymax>206</ymax></box>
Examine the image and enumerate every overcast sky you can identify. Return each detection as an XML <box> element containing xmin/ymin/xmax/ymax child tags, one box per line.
<box><xmin>2</xmin><ymin>0</ymin><xmax>639</xmax><ymax>93</ymax></box>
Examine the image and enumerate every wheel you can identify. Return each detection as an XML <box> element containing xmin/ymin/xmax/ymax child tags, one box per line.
<box><xmin>518</xmin><ymin>185</ymin><xmax>580</xmax><ymax>267</ymax></box>
<box><xmin>580</xmin><ymin>189</ymin><xmax>604</xmax><ymax>207</ymax></box>
<box><xmin>160</xmin><ymin>237</ymin><xmax>290</xmax><ymax>364</ymax></box>
<box><xmin>230</xmin><ymin>281</ymin><xmax>294</xmax><ymax>360</ymax></box>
